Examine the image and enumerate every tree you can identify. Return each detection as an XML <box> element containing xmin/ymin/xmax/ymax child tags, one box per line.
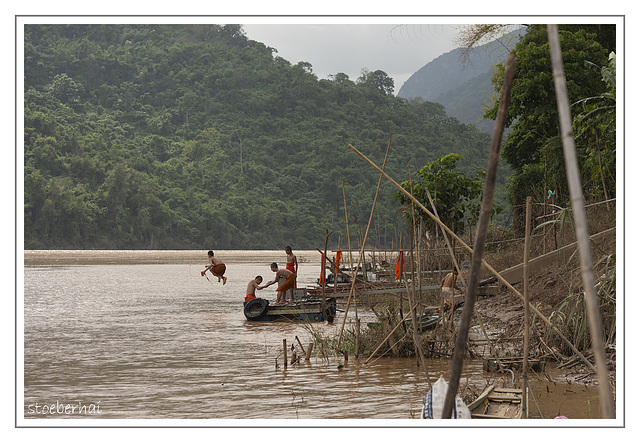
<box><xmin>484</xmin><ymin>25</ymin><xmax>611</xmax><ymax>208</ymax></box>
<box><xmin>357</xmin><ymin>69</ymin><xmax>395</xmax><ymax>96</ymax></box>
<box><xmin>394</xmin><ymin>153</ymin><xmax>489</xmax><ymax>234</ymax></box>
<box><xmin>572</xmin><ymin>52</ymin><xmax>616</xmax><ymax>199</ymax></box>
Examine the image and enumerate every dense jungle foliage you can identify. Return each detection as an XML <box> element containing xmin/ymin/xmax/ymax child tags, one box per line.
<box><xmin>24</xmin><ymin>24</ymin><xmax>498</xmax><ymax>249</ymax></box>
<box><xmin>483</xmin><ymin>24</ymin><xmax>616</xmax><ymax>229</ymax></box>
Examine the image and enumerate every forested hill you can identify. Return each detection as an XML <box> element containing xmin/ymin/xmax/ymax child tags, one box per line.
<box><xmin>398</xmin><ymin>28</ymin><xmax>526</xmax><ymax>133</ymax></box>
<box><xmin>24</xmin><ymin>24</ymin><xmax>495</xmax><ymax>250</ymax></box>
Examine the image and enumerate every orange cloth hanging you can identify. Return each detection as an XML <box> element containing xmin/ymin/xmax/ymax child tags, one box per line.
<box><xmin>395</xmin><ymin>250</ymin><xmax>404</xmax><ymax>280</ymax></box>
<box><xmin>319</xmin><ymin>252</ymin><xmax>325</xmax><ymax>285</ymax></box>
<box><xmin>335</xmin><ymin>249</ymin><xmax>342</xmax><ymax>273</ymax></box>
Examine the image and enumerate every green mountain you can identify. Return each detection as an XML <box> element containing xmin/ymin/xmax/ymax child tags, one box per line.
<box><xmin>24</xmin><ymin>24</ymin><xmax>496</xmax><ymax>250</ymax></box>
<box><xmin>398</xmin><ymin>29</ymin><xmax>525</xmax><ymax>133</ymax></box>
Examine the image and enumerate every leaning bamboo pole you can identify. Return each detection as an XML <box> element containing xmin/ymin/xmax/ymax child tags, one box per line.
<box><xmin>321</xmin><ymin>229</ymin><xmax>332</xmax><ymax>316</ymax></box>
<box><xmin>547</xmin><ymin>24</ymin><xmax>615</xmax><ymax>419</ymax></box>
<box><xmin>342</xmin><ymin>181</ymin><xmax>356</xmax><ymax>287</ymax></box>
<box><xmin>337</xmin><ymin>139</ymin><xmax>391</xmax><ymax>347</ymax></box>
<box><xmin>441</xmin><ymin>52</ymin><xmax>517</xmax><ymax>419</ymax></box>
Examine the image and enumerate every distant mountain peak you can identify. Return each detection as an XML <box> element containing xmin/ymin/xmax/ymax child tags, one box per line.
<box><xmin>397</xmin><ymin>28</ymin><xmax>525</xmax><ymax>132</ymax></box>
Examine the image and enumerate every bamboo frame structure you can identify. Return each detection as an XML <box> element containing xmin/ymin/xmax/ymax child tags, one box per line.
<box><xmin>547</xmin><ymin>24</ymin><xmax>615</xmax><ymax>419</ymax></box>
<box><xmin>348</xmin><ymin>143</ymin><xmax>598</xmax><ymax>376</ymax></box>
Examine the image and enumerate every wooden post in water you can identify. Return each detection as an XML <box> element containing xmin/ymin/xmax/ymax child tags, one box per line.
<box><xmin>283</xmin><ymin>339</ymin><xmax>288</xmax><ymax>368</ymax></box>
<box><xmin>355</xmin><ymin>318</ymin><xmax>361</xmax><ymax>357</ymax></box>
<box><xmin>522</xmin><ymin>196</ymin><xmax>532</xmax><ymax>418</ymax></box>
<box><xmin>547</xmin><ymin>24</ymin><xmax>614</xmax><ymax>419</ymax></box>
<box><xmin>295</xmin><ymin>336</ymin><xmax>307</xmax><ymax>356</ymax></box>
<box><xmin>305</xmin><ymin>343</ymin><xmax>314</xmax><ymax>361</ymax></box>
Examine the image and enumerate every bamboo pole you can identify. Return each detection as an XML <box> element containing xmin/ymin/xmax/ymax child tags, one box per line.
<box><xmin>348</xmin><ymin>144</ymin><xmax>598</xmax><ymax>374</ymax></box>
<box><xmin>321</xmin><ymin>229</ymin><xmax>332</xmax><ymax>317</ymax></box>
<box><xmin>523</xmin><ymin>196</ymin><xmax>532</xmax><ymax>418</ymax></box>
<box><xmin>407</xmin><ymin>166</ymin><xmax>432</xmax><ymax>385</ymax></box>
<box><xmin>547</xmin><ymin>24</ymin><xmax>614</xmax><ymax>419</ymax></box>
<box><xmin>441</xmin><ymin>52</ymin><xmax>516</xmax><ymax>418</ymax></box>
<box><xmin>337</xmin><ymin>139</ymin><xmax>391</xmax><ymax>347</ymax></box>
<box><xmin>342</xmin><ymin>180</ymin><xmax>356</xmax><ymax>286</ymax></box>
<box><xmin>295</xmin><ymin>335</ymin><xmax>307</xmax><ymax>356</ymax></box>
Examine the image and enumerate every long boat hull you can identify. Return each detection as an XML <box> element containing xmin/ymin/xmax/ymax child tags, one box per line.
<box><xmin>244</xmin><ymin>297</ymin><xmax>337</xmax><ymax>322</ymax></box>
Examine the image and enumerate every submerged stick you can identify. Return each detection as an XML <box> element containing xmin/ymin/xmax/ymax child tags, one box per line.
<box><xmin>547</xmin><ymin>24</ymin><xmax>614</xmax><ymax>419</ymax></box>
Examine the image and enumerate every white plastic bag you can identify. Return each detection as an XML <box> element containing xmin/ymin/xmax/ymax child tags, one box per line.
<box><xmin>421</xmin><ymin>376</ymin><xmax>471</xmax><ymax>419</ymax></box>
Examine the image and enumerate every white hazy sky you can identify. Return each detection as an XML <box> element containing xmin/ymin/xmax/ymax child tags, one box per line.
<box><xmin>243</xmin><ymin>23</ymin><xmax>465</xmax><ymax>95</ymax></box>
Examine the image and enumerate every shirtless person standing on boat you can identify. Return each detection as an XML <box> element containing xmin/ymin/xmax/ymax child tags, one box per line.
<box><xmin>263</xmin><ymin>262</ymin><xmax>296</xmax><ymax>304</ymax></box>
<box><xmin>285</xmin><ymin>246</ymin><xmax>298</xmax><ymax>300</ymax></box>
<box><xmin>202</xmin><ymin>250</ymin><xmax>227</xmax><ymax>285</ymax></box>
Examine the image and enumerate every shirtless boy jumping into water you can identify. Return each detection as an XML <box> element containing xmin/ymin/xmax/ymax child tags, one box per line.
<box><xmin>263</xmin><ymin>262</ymin><xmax>297</xmax><ymax>304</ymax></box>
<box><xmin>202</xmin><ymin>250</ymin><xmax>227</xmax><ymax>285</ymax></box>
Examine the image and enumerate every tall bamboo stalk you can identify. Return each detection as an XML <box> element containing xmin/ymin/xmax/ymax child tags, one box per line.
<box><xmin>407</xmin><ymin>165</ymin><xmax>431</xmax><ymax>383</ymax></box>
<box><xmin>547</xmin><ymin>24</ymin><xmax>614</xmax><ymax>419</ymax></box>
<box><xmin>440</xmin><ymin>52</ymin><xmax>517</xmax><ymax>419</ymax></box>
<box><xmin>342</xmin><ymin>181</ymin><xmax>355</xmax><ymax>289</ymax></box>
<box><xmin>523</xmin><ymin>196</ymin><xmax>532</xmax><ymax>418</ymax></box>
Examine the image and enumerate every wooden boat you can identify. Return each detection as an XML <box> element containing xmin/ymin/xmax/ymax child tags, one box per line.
<box><xmin>467</xmin><ymin>385</ymin><xmax>523</xmax><ymax>419</ymax></box>
<box><xmin>244</xmin><ymin>296</ymin><xmax>337</xmax><ymax>322</ymax></box>
<box><xmin>404</xmin><ymin>312</ymin><xmax>440</xmax><ymax>330</ymax></box>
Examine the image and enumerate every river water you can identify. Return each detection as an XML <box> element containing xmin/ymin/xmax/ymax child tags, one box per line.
<box><xmin>20</xmin><ymin>250</ymin><xmax>612</xmax><ymax>425</ymax></box>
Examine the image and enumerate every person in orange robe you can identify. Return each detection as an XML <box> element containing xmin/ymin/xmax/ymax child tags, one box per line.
<box><xmin>285</xmin><ymin>246</ymin><xmax>298</xmax><ymax>289</ymax></box>
<box><xmin>264</xmin><ymin>262</ymin><xmax>297</xmax><ymax>304</ymax></box>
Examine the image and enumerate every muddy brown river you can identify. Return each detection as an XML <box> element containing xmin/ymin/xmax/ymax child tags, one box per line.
<box><xmin>21</xmin><ymin>250</ymin><xmax>617</xmax><ymax>424</ymax></box>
